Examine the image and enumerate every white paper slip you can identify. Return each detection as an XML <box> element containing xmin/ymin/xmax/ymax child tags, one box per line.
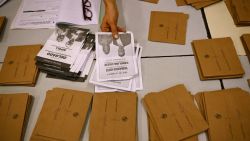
<box><xmin>95</xmin><ymin>32</ymin><xmax>138</xmax><ymax>81</ymax></box>
<box><xmin>90</xmin><ymin>65</ymin><xmax>133</xmax><ymax>91</ymax></box>
<box><xmin>135</xmin><ymin>44</ymin><xmax>143</xmax><ymax>90</ymax></box>
<box><xmin>70</xmin><ymin>34</ymin><xmax>95</xmax><ymax>73</ymax></box>
<box><xmin>94</xmin><ymin>85</ymin><xmax>121</xmax><ymax>93</ymax></box>
<box><xmin>11</xmin><ymin>0</ymin><xmax>62</xmax><ymax>29</ymax></box>
<box><xmin>11</xmin><ymin>0</ymin><xmax>102</xmax><ymax>29</ymax></box>
<box><xmin>80</xmin><ymin>51</ymin><xmax>95</xmax><ymax>77</ymax></box>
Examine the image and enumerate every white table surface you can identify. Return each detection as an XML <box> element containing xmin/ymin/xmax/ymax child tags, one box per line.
<box><xmin>0</xmin><ymin>0</ymin><xmax>208</xmax><ymax>62</ymax></box>
<box><xmin>1</xmin><ymin>0</ymin><xmax>247</xmax><ymax>141</ymax></box>
<box><xmin>118</xmin><ymin>0</ymin><xmax>208</xmax><ymax>57</ymax></box>
<box><xmin>0</xmin><ymin>56</ymin><xmax>221</xmax><ymax>141</ymax></box>
<box><xmin>222</xmin><ymin>56</ymin><xmax>250</xmax><ymax>93</ymax></box>
<box><xmin>204</xmin><ymin>1</ymin><xmax>250</xmax><ymax>56</ymax></box>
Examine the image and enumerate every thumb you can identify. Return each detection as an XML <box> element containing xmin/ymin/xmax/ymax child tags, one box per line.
<box><xmin>110</xmin><ymin>23</ymin><xmax>119</xmax><ymax>39</ymax></box>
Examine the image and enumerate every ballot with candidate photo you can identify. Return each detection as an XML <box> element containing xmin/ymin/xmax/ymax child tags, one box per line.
<box><xmin>95</xmin><ymin>32</ymin><xmax>138</xmax><ymax>81</ymax></box>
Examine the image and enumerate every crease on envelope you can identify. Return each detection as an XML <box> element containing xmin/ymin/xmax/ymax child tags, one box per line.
<box><xmin>204</xmin><ymin>1</ymin><xmax>250</xmax><ymax>55</ymax></box>
<box><xmin>89</xmin><ymin>92</ymin><xmax>137</xmax><ymax>141</ymax></box>
<box><xmin>0</xmin><ymin>45</ymin><xmax>42</xmax><ymax>86</ymax></box>
<box><xmin>194</xmin><ymin>88</ymin><xmax>250</xmax><ymax>141</ymax></box>
<box><xmin>147</xmin><ymin>92</ymin><xmax>199</xmax><ymax>141</ymax></box>
<box><xmin>192</xmin><ymin>37</ymin><xmax>244</xmax><ymax>80</ymax></box>
<box><xmin>0</xmin><ymin>93</ymin><xmax>31</xmax><ymax>141</ymax></box>
<box><xmin>143</xmin><ymin>84</ymin><xmax>208</xmax><ymax>141</ymax></box>
<box><xmin>31</xmin><ymin>88</ymin><xmax>92</xmax><ymax>141</ymax></box>
<box><xmin>148</xmin><ymin>11</ymin><xmax>189</xmax><ymax>45</ymax></box>
<box><xmin>241</xmin><ymin>34</ymin><xmax>250</xmax><ymax>63</ymax></box>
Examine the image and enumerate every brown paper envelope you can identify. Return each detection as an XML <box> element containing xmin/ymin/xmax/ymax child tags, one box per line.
<box><xmin>192</xmin><ymin>37</ymin><xmax>244</xmax><ymax>79</ymax></box>
<box><xmin>149</xmin><ymin>119</ymin><xmax>198</xmax><ymax>141</ymax></box>
<box><xmin>248</xmin><ymin>79</ymin><xmax>250</xmax><ymax>87</ymax></box>
<box><xmin>193</xmin><ymin>43</ymin><xmax>244</xmax><ymax>80</ymax></box>
<box><xmin>0</xmin><ymin>93</ymin><xmax>30</xmax><ymax>141</ymax></box>
<box><xmin>0</xmin><ymin>16</ymin><xmax>6</xmax><ymax>34</ymax></box>
<box><xmin>31</xmin><ymin>88</ymin><xmax>92</xmax><ymax>141</ymax></box>
<box><xmin>148</xmin><ymin>114</ymin><xmax>199</xmax><ymax>141</ymax></box>
<box><xmin>225</xmin><ymin>0</ymin><xmax>241</xmax><ymax>26</ymax></box>
<box><xmin>141</xmin><ymin>0</ymin><xmax>159</xmax><ymax>4</ymax></box>
<box><xmin>231</xmin><ymin>0</ymin><xmax>250</xmax><ymax>23</ymax></box>
<box><xmin>185</xmin><ymin>0</ymin><xmax>202</xmax><ymax>4</ymax></box>
<box><xmin>176</xmin><ymin>0</ymin><xmax>188</xmax><ymax>6</ymax></box>
<box><xmin>0</xmin><ymin>68</ymin><xmax>39</xmax><ymax>86</ymax></box>
<box><xmin>226</xmin><ymin>0</ymin><xmax>250</xmax><ymax>26</ymax></box>
<box><xmin>89</xmin><ymin>92</ymin><xmax>137</xmax><ymax>141</ymax></box>
<box><xmin>0</xmin><ymin>45</ymin><xmax>42</xmax><ymax>85</ymax></box>
<box><xmin>241</xmin><ymin>34</ymin><xmax>250</xmax><ymax>63</ymax></box>
<box><xmin>143</xmin><ymin>84</ymin><xmax>208</xmax><ymax>141</ymax></box>
<box><xmin>148</xmin><ymin>11</ymin><xmax>189</xmax><ymax>45</ymax></box>
<box><xmin>191</xmin><ymin>0</ymin><xmax>221</xmax><ymax>9</ymax></box>
<box><xmin>193</xmin><ymin>47</ymin><xmax>244</xmax><ymax>80</ymax></box>
<box><xmin>194</xmin><ymin>46</ymin><xmax>244</xmax><ymax>80</ymax></box>
<box><xmin>203</xmin><ymin>88</ymin><xmax>250</xmax><ymax>141</ymax></box>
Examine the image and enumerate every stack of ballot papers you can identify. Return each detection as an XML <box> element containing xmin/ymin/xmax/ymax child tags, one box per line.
<box><xmin>36</xmin><ymin>24</ymin><xmax>95</xmax><ymax>82</ymax></box>
<box><xmin>241</xmin><ymin>34</ymin><xmax>250</xmax><ymax>63</ymax></box>
<box><xmin>31</xmin><ymin>88</ymin><xmax>93</xmax><ymax>141</ymax></box>
<box><xmin>143</xmin><ymin>84</ymin><xmax>208</xmax><ymax>141</ymax></box>
<box><xmin>0</xmin><ymin>44</ymin><xmax>42</xmax><ymax>86</ymax></box>
<box><xmin>195</xmin><ymin>88</ymin><xmax>250</xmax><ymax>141</ymax></box>
<box><xmin>0</xmin><ymin>16</ymin><xmax>6</xmax><ymax>34</ymax></box>
<box><xmin>89</xmin><ymin>92</ymin><xmax>137</xmax><ymax>141</ymax></box>
<box><xmin>148</xmin><ymin>11</ymin><xmax>189</xmax><ymax>45</ymax></box>
<box><xmin>176</xmin><ymin>0</ymin><xmax>221</xmax><ymax>9</ymax></box>
<box><xmin>0</xmin><ymin>93</ymin><xmax>32</xmax><ymax>141</ymax></box>
<box><xmin>225</xmin><ymin>0</ymin><xmax>250</xmax><ymax>26</ymax></box>
<box><xmin>90</xmin><ymin>32</ymin><xmax>143</xmax><ymax>92</ymax></box>
<box><xmin>192</xmin><ymin>37</ymin><xmax>245</xmax><ymax>80</ymax></box>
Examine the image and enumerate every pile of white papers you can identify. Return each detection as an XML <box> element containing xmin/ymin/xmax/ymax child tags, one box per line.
<box><xmin>36</xmin><ymin>24</ymin><xmax>95</xmax><ymax>81</ymax></box>
<box><xmin>90</xmin><ymin>32</ymin><xmax>143</xmax><ymax>92</ymax></box>
<box><xmin>11</xmin><ymin>0</ymin><xmax>101</xmax><ymax>29</ymax></box>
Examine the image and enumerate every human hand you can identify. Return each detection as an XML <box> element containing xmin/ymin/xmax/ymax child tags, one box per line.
<box><xmin>101</xmin><ymin>0</ymin><xmax>125</xmax><ymax>39</ymax></box>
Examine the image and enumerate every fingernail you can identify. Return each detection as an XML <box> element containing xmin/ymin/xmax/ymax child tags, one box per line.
<box><xmin>114</xmin><ymin>34</ymin><xmax>119</xmax><ymax>39</ymax></box>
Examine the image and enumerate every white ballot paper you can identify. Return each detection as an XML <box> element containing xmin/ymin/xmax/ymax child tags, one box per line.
<box><xmin>95</xmin><ymin>32</ymin><xmax>138</xmax><ymax>81</ymax></box>
<box><xmin>11</xmin><ymin>0</ymin><xmax>101</xmax><ymax>29</ymax></box>
<box><xmin>90</xmin><ymin>65</ymin><xmax>133</xmax><ymax>91</ymax></box>
<box><xmin>80</xmin><ymin>51</ymin><xmax>95</xmax><ymax>77</ymax></box>
<box><xmin>36</xmin><ymin>24</ymin><xmax>89</xmax><ymax>68</ymax></box>
<box><xmin>69</xmin><ymin>34</ymin><xmax>95</xmax><ymax>73</ymax></box>
<box><xmin>90</xmin><ymin>43</ymin><xmax>143</xmax><ymax>92</ymax></box>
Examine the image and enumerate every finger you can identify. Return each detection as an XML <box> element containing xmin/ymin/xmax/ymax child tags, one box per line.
<box><xmin>110</xmin><ymin>23</ymin><xmax>119</xmax><ymax>39</ymax></box>
<box><xmin>101</xmin><ymin>25</ymin><xmax>110</xmax><ymax>32</ymax></box>
<box><xmin>103</xmin><ymin>27</ymin><xmax>111</xmax><ymax>32</ymax></box>
<box><xmin>100</xmin><ymin>22</ymin><xmax>110</xmax><ymax>32</ymax></box>
<box><xmin>117</xmin><ymin>26</ymin><xmax>126</xmax><ymax>32</ymax></box>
